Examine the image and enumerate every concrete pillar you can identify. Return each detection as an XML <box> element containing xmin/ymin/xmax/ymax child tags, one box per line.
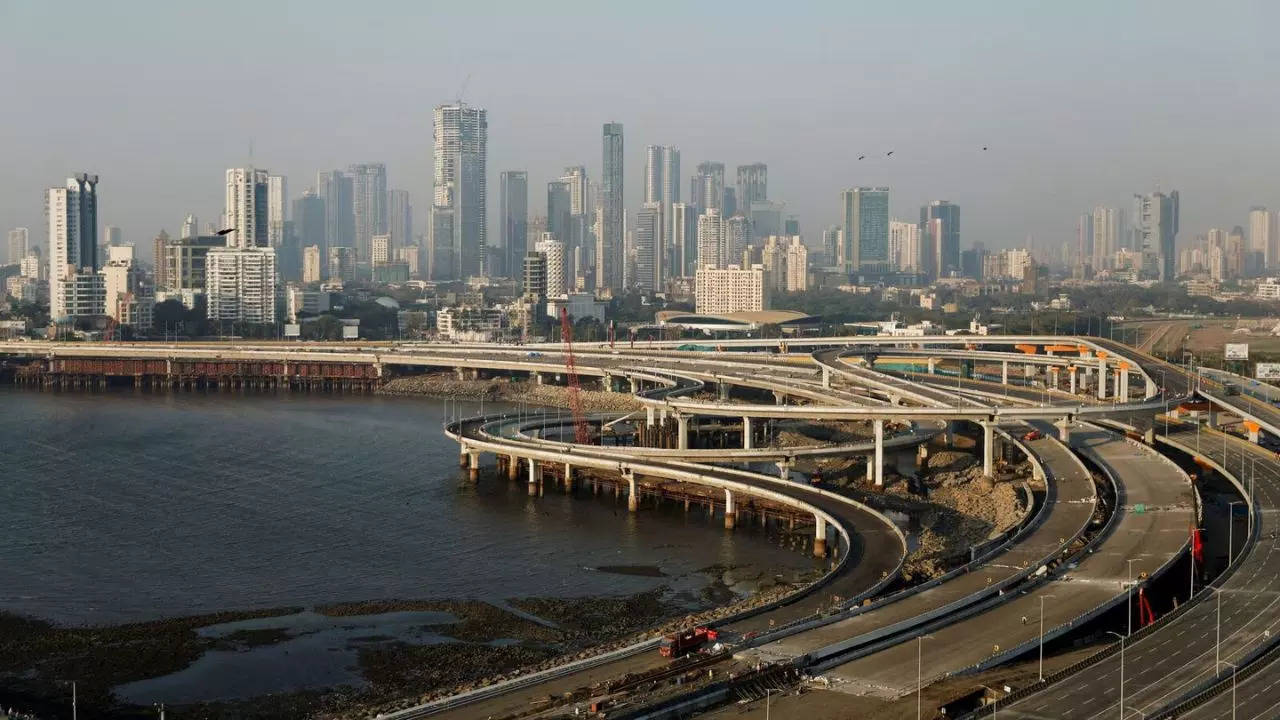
<box><xmin>944</xmin><ymin>420</ymin><xmax>956</xmax><ymax>446</ymax></box>
<box><xmin>928</xmin><ymin>357</ymin><xmax>938</xmax><ymax>375</ymax></box>
<box><xmin>659</xmin><ymin>407</ymin><xmax>668</xmax><ymax>424</ymax></box>
<box><xmin>1097</xmin><ymin>358</ymin><xmax>1108</xmax><ymax>400</ymax></box>
<box><xmin>874</xmin><ymin>418</ymin><xmax>885</xmax><ymax>487</ymax></box>
<box><xmin>777</xmin><ymin>459</ymin><xmax>791</xmax><ymax>480</ymax></box>
<box><xmin>814</xmin><ymin>514</ymin><xmax>828</xmax><ymax>558</ymax></box>
<box><xmin>627</xmin><ymin>473</ymin><xmax>638</xmax><ymax>512</ymax></box>
<box><xmin>718</xmin><ymin>381</ymin><xmax>730</xmax><ymax>401</ymax></box>
<box><xmin>982</xmin><ymin>421</ymin><xmax>995</xmax><ymax>478</ymax></box>
<box><xmin>822</xmin><ymin>366</ymin><xmax>832</xmax><ymax>388</ymax></box>
<box><xmin>455</xmin><ymin>367</ymin><xmax>466</xmax><ymax>381</ymax></box>
<box><xmin>1049</xmin><ymin>367</ymin><xmax>1059</xmax><ymax>389</ymax></box>
<box><xmin>1069</xmin><ymin>367</ymin><xmax>1078</xmax><ymax>394</ymax></box>
<box><xmin>527</xmin><ymin>458</ymin><xmax>539</xmax><ymax>495</ymax></box>
<box><xmin>774</xmin><ymin>390</ymin><xmax>785</xmax><ymax>405</ymax></box>
<box><xmin>459</xmin><ymin>446</ymin><xmax>469</xmax><ymax>468</ymax></box>
<box><xmin>535</xmin><ymin>372</ymin><xmax>545</xmax><ymax>385</ymax></box>
<box><xmin>646</xmin><ymin>406</ymin><xmax>655</xmax><ymax>427</ymax></box>
<box><xmin>743</xmin><ymin>416</ymin><xmax>754</xmax><ymax>449</ymax></box>
<box><xmin>468</xmin><ymin>452</ymin><xmax>479</xmax><ymax>482</ymax></box>
<box><xmin>629</xmin><ymin>377</ymin><xmax>639</xmax><ymax>393</ymax></box>
<box><xmin>564</xmin><ymin>463</ymin><xmax>574</xmax><ymax>492</ymax></box>
<box><xmin>507</xmin><ymin>454</ymin><xmax>519</xmax><ymax>481</ymax></box>
<box><xmin>1002</xmin><ymin>360</ymin><xmax>1009</xmax><ymax>385</ymax></box>
<box><xmin>1247</xmin><ymin>422</ymin><xmax>1261</xmax><ymax>443</ymax></box>
<box><xmin>1056</xmin><ymin>417</ymin><xmax>1071</xmax><ymax>443</ymax></box>
<box><xmin>603</xmin><ymin>374</ymin><xmax>613</xmax><ymax>392</ymax></box>
<box><xmin>677</xmin><ymin>414</ymin><xmax>689</xmax><ymax>450</ymax></box>
<box><xmin>1208</xmin><ymin>406</ymin><xmax>1219</xmax><ymax>428</ymax></box>
<box><xmin>1146</xmin><ymin>376</ymin><xmax>1158</xmax><ymax>399</ymax></box>
<box><xmin>1120</xmin><ymin>368</ymin><xmax>1130</xmax><ymax>403</ymax></box>
<box><xmin>724</xmin><ymin>488</ymin><xmax>736</xmax><ymax>530</ymax></box>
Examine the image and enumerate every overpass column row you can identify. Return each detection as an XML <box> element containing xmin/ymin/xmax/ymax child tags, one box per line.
<box><xmin>1120</xmin><ymin>368</ymin><xmax>1131</xmax><ymax>402</ymax></box>
<box><xmin>1097</xmin><ymin>357</ymin><xmax>1108</xmax><ymax>400</ymax></box>
<box><xmin>1069</xmin><ymin>366</ymin><xmax>1078</xmax><ymax>394</ymax></box>
<box><xmin>528</xmin><ymin>458</ymin><xmax>539</xmax><ymax>496</ymax></box>
<box><xmin>507</xmin><ymin>453</ymin><xmax>519</xmax><ymax>481</ymax></box>
<box><xmin>468</xmin><ymin>451</ymin><xmax>479</xmax><ymax>482</ymax></box>
<box><xmin>646</xmin><ymin>406</ymin><xmax>655</xmax><ymax>427</ymax></box>
<box><xmin>743</xmin><ymin>416</ymin><xmax>754</xmax><ymax>449</ymax></box>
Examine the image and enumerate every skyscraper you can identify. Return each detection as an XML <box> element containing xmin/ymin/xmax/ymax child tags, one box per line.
<box><xmin>225</xmin><ymin>168</ymin><xmax>269</xmax><ymax>249</ymax></box>
<box><xmin>102</xmin><ymin>226</ymin><xmax>123</xmax><ymax>247</ymax></box>
<box><xmin>547</xmin><ymin>180</ymin><xmax>572</xmax><ymax>245</ymax></box>
<box><xmin>919</xmin><ymin>200</ymin><xmax>960</xmax><ymax>278</ymax></box>
<box><xmin>736</xmin><ymin>163</ymin><xmax>767</xmax><ymax>209</ymax></box>
<box><xmin>293</xmin><ymin>191</ymin><xmax>326</xmax><ymax>276</ymax></box>
<box><xmin>349</xmin><ymin>163</ymin><xmax>388</xmax><ymax>262</ymax></box>
<box><xmin>48</xmin><ymin>173</ymin><xmax>103</xmax><ymax>320</ymax></box>
<box><xmin>670</xmin><ymin>203</ymin><xmax>697</xmax><ymax>278</ymax></box>
<box><xmin>697</xmin><ymin>209</ymin><xmax>724</xmax><ymax>270</ymax></box>
<box><xmin>181</xmin><ymin>214</ymin><xmax>198</xmax><ymax>239</ymax></box>
<box><xmin>1133</xmin><ymin>190</ymin><xmax>1179</xmax><ymax>282</ymax></box>
<box><xmin>388</xmin><ymin>189</ymin><xmax>412</xmax><ymax>248</ymax></box>
<box><xmin>303</xmin><ymin>245</ymin><xmax>322</xmax><ymax>284</ymax></box>
<box><xmin>317</xmin><ymin>170</ymin><xmax>354</xmax><ymax>258</ymax></box>
<box><xmin>691</xmin><ymin>162</ymin><xmax>724</xmax><ymax>212</ymax></box>
<box><xmin>536</xmin><ymin>233</ymin><xmax>566</xmax><ymax>297</ymax></box>
<box><xmin>724</xmin><ymin>215</ymin><xmax>750</xmax><ymax>268</ymax></box>
<box><xmin>432</xmin><ymin>103</ymin><xmax>488</xmax><ymax>278</ymax></box>
<box><xmin>1090</xmin><ymin>207</ymin><xmax>1121</xmax><ymax>271</ymax></box>
<box><xmin>500</xmin><ymin>171</ymin><xmax>528</xmax><ymax>280</ymax></box>
<box><xmin>633</xmin><ymin>202</ymin><xmax>662</xmax><ymax>293</ymax></box>
<box><xmin>840</xmin><ymin>187</ymin><xmax>889</xmax><ymax>272</ymax></box>
<box><xmin>889</xmin><ymin>220</ymin><xmax>921</xmax><ymax>272</ymax></box>
<box><xmin>8</xmin><ymin>227</ymin><xmax>28</xmax><ymax>265</ymax></box>
<box><xmin>267</xmin><ymin>175</ymin><xmax>288</xmax><ymax>248</ymax></box>
<box><xmin>1249</xmin><ymin>207</ymin><xmax>1276</xmax><ymax>270</ymax></box>
<box><xmin>599</xmin><ymin>122</ymin><xmax>624</xmax><ymax>291</ymax></box>
<box><xmin>821</xmin><ymin>226</ymin><xmax>841</xmax><ymax>266</ymax></box>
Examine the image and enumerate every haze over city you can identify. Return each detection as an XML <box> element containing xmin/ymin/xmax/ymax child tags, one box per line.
<box><xmin>4</xmin><ymin>0</ymin><xmax>1279</xmax><ymax>256</ymax></box>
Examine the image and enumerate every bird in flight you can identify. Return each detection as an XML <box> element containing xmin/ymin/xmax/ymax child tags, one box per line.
<box><xmin>982</xmin><ymin>146</ymin><xmax>989</xmax><ymax>151</ymax></box>
<box><xmin>886</xmin><ymin>151</ymin><xmax>895</xmax><ymax>157</ymax></box>
<box><xmin>858</xmin><ymin>155</ymin><xmax>866</xmax><ymax>160</ymax></box>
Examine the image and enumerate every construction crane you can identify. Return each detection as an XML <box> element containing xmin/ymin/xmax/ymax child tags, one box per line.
<box><xmin>560</xmin><ymin>307</ymin><xmax>591</xmax><ymax>444</ymax></box>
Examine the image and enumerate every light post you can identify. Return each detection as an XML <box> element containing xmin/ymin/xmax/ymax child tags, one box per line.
<box><xmin>1126</xmin><ymin>560</ymin><xmax>1140</xmax><ymax>637</ymax></box>
<box><xmin>1106</xmin><ymin>631</ymin><xmax>1125</xmax><ymax>720</ymax></box>
<box><xmin>1217</xmin><ymin>661</ymin><xmax>1238</xmax><ymax>720</ymax></box>
<box><xmin>1039</xmin><ymin>594</ymin><xmax>1055</xmax><ymax>681</ymax></box>
<box><xmin>976</xmin><ymin>683</ymin><xmax>1001</xmax><ymax>719</ymax></box>
<box><xmin>764</xmin><ymin>687</ymin><xmax>783</xmax><ymax>720</ymax></box>
<box><xmin>1215</xmin><ymin>587</ymin><xmax>1225</xmax><ymax>669</ymax></box>
<box><xmin>917</xmin><ymin>634</ymin><xmax>933</xmax><ymax>720</ymax></box>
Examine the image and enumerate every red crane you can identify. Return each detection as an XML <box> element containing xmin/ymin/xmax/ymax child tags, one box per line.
<box><xmin>560</xmin><ymin>307</ymin><xmax>592</xmax><ymax>444</ymax></box>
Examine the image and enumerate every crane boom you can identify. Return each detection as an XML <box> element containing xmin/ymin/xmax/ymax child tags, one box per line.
<box><xmin>559</xmin><ymin>307</ymin><xmax>591</xmax><ymax>444</ymax></box>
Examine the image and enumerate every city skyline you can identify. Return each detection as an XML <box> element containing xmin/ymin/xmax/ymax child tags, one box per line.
<box><xmin>5</xmin><ymin>3</ymin><xmax>1278</xmax><ymax>262</ymax></box>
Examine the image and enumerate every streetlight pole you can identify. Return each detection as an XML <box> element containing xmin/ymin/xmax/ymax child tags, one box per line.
<box><xmin>1228</xmin><ymin>501</ymin><xmax>1244</xmax><ymax>566</ymax></box>
<box><xmin>764</xmin><ymin>687</ymin><xmax>783</xmax><ymax>720</ymax></box>
<box><xmin>1126</xmin><ymin>560</ymin><xmax>1140</xmax><ymax>637</ymax></box>
<box><xmin>1106</xmin><ymin>631</ymin><xmax>1125</xmax><ymax>720</ymax></box>
<box><xmin>917</xmin><ymin>634</ymin><xmax>933</xmax><ymax>720</ymax></box>
<box><xmin>1039</xmin><ymin>594</ymin><xmax>1055</xmax><ymax>681</ymax></box>
<box><xmin>1217</xmin><ymin>661</ymin><xmax>1238</xmax><ymax>720</ymax></box>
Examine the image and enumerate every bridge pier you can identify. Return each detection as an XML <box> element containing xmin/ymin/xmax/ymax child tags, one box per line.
<box><xmin>459</xmin><ymin>446</ymin><xmax>469</xmax><ymax>468</ymax></box>
<box><xmin>1002</xmin><ymin>360</ymin><xmax>1009</xmax><ymax>385</ymax></box>
<box><xmin>743</xmin><ymin>416</ymin><xmax>754</xmax><ymax>449</ymax></box>
<box><xmin>1069</xmin><ymin>366</ymin><xmax>1078</xmax><ymax>394</ymax></box>
<box><xmin>507</xmin><ymin>454</ymin><xmax>519</xmax><ymax>481</ymax></box>
<box><xmin>874</xmin><ymin>418</ymin><xmax>885</xmax><ymax>487</ymax></box>
<box><xmin>773</xmin><ymin>390</ymin><xmax>785</xmax><ymax>405</ymax></box>
<box><xmin>822</xmin><ymin>365</ymin><xmax>832</xmax><ymax>388</ymax></box>
<box><xmin>928</xmin><ymin>357</ymin><xmax>938</xmax><ymax>375</ymax></box>
<box><xmin>1049</xmin><ymin>367</ymin><xmax>1060</xmax><ymax>390</ymax></box>
<box><xmin>629</xmin><ymin>377</ymin><xmax>639</xmax><ymax>394</ymax></box>
<box><xmin>1056</xmin><ymin>417</ymin><xmax>1072</xmax><ymax>443</ymax></box>
<box><xmin>1120</xmin><ymin>367</ymin><xmax>1131</xmax><ymax>402</ymax></box>
<box><xmin>777</xmin><ymin>458</ymin><xmax>792</xmax><ymax>481</ymax></box>
<box><xmin>1246</xmin><ymin>421</ymin><xmax>1261</xmax><ymax>443</ymax></box>
<box><xmin>564</xmin><ymin>463</ymin><xmax>574</xmax><ymax>492</ymax></box>
<box><xmin>646</xmin><ymin>406</ymin><xmax>655</xmax><ymax>427</ymax></box>
<box><xmin>527</xmin><ymin>458</ymin><xmax>539</xmax><ymax>495</ymax></box>
<box><xmin>724</xmin><ymin>489</ymin><xmax>736</xmax><ymax>530</ymax></box>
<box><xmin>677</xmin><ymin>413</ymin><xmax>688</xmax><ymax>450</ymax></box>
<box><xmin>1097</xmin><ymin>357</ymin><xmax>1108</xmax><ymax>400</ymax></box>
<box><xmin>814</xmin><ymin>514</ymin><xmax>828</xmax><ymax>558</ymax></box>
<box><xmin>982</xmin><ymin>420</ymin><xmax>995</xmax><ymax>478</ymax></box>
<box><xmin>468</xmin><ymin>452</ymin><xmax>479</xmax><ymax>482</ymax></box>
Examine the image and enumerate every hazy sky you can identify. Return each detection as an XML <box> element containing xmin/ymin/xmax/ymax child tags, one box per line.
<box><xmin>4</xmin><ymin>0</ymin><xmax>1279</xmax><ymax>260</ymax></box>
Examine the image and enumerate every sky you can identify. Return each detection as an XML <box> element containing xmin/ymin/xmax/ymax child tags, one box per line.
<box><xmin>3</xmin><ymin>0</ymin><xmax>1279</xmax><ymax>262</ymax></box>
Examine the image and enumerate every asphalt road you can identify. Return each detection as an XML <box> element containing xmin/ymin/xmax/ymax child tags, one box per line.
<box><xmin>1004</xmin><ymin>427</ymin><xmax>1280</xmax><ymax>719</ymax></box>
<box><xmin>823</xmin><ymin>425</ymin><xmax>1194</xmax><ymax>699</ymax></box>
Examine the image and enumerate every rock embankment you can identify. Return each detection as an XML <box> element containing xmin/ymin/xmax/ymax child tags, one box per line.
<box><xmin>379</xmin><ymin>374</ymin><xmax>642</xmax><ymax>412</ymax></box>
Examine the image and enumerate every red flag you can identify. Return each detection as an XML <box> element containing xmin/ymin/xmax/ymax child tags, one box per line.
<box><xmin>1192</xmin><ymin>527</ymin><xmax>1204</xmax><ymax>565</ymax></box>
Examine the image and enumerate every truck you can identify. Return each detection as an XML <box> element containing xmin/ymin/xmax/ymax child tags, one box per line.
<box><xmin>659</xmin><ymin>626</ymin><xmax>717</xmax><ymax>657</ymax></box>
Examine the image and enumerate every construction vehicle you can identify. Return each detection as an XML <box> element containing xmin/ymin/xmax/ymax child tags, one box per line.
<box><xmin>659</xmin><ymin>626</ymin><xmax>717</xmax><ymax>658</ymax></box>
<box><xmin>1022</xmin><ymin>430</ymin><xmax>1042</xmax><ymax>441</ymax></box>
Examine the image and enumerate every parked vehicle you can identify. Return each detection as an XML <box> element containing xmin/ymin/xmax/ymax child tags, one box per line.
<box><xmin>659</xmin><ymin>626</ymin><xmax>718</xmax><ymax>657</ymax></box>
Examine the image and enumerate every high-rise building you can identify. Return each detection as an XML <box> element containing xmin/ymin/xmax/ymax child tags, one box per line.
<box><xmin>293</xmin><ymin>191</ymin><xmax>326</xmax><ymax>276</ymax></box>
<box><xmin>388</xmin><ymin>189</ymin><xmax>412</xmax><ymax>249</ymax></box>
<box><xmin>318</xmin><ymin>170</ymin><xmax>355</xmax><ymax>258</ymax></box>
<box><xmin>889</xmin><ymin>220</ymin><xmax>921</xmax><ymax>272</ymax></box>
<box><xmin>784</xmin><ymin>236</ymin><xmax>808</xmax><ymax>292</ymax></box>
<box><xmin>535</xmin><ymin>233</ymin><xmax>566</xmax><ymax>297</ymax></box>
<box><xmin>840</xmin><ymin>187</ymin><xmax>889</xmax><ymax>272</ymax></box>
<box><xmin>372</xmin><ymin>234</ymin><xmax>391</xmax><ymax>265</ymax></box>
<box><xmin>303</xmin><ymin>245</ymin><xmax>322</xmax><ymax>283</ymax></box>
<box><xmin>750</xmin><ymin>201</ymin><xmax>785</xmax><ymax>242</ymax></box>
<box><xmin>821</xmin><ymin>226</ymin><xmax>841</xmax><ymax>266</ymax></box>
<box><xmin>205</xmin><ymin>247</ymin><xmax>276</xmax><ymax>323</ymax></box>
<box><xmin>724</xmin><ymin>215</ymin><xmax>750</xmax><ymax>269</ymax></box>
<box><xmin>761</xmin><ymin>235</ymin><xmax>787</xmax><ymax>291</ymax></box>
<box><xmin>225</xmin><ymin>168</ymin><xmax>269</xmax><ymax>249</ymax></box>
<box><xmin>1133</xmin><ymin>190</ymin><xmax>1179</xmax><ymax>282</ymax></box>
<box><xmin>691</xmin><ymin>162</ymin><xmax>724</xmax><ymax>212</ymax></box>
<box><xmin>920</xmin><ymin>201</ymin><xmax>960</xmax><ymax>278</ymax></box>
<box><xmin>500</xmin><ymin>171</ymin><xmax>528</xmax><ymax>280</ymax></box>
<box><xmin>736</xmin><ymin>163</ymin><xmax>767</xmax><ymax>209</ymax></box>
<box><xmin>328</xmin><ymin>246</ymin><xmax>355</xmax><ymax>283</ymax></box>
<box><xmin>153</xmin><ymin>230</ymin><xmax>171</xmax><ymax>289</ymax></box>
<box><xmin>267</xmin><ymin>175</ymin><xmax>288</xmax><ymax>248</ymax></box>
<box><xmin>181</xmin><ymin>214</ymin><xmax>198</xmax><ymax>239</ymax></box>
<box><xmin>633</xmin><ymin>202</ymin><xmax>662</xmax><ymax>293</ymax></box>
<box><xmin>522</xmin><ymin>251</ymin><xmax>547</xmax><ymax>299</ymax></box>
<box><xmin>670</xmin><ymin>203</ymin><xmax>697</xmax><ymax>278</ymax></box>
<box><xmin>547</xmin><ymin>180</ymin><xmax>572</xmax><ymax>246</ymax></box>
<box><xmin>432</xmin><ymin>103</ymin><xmax>488</xmax><ymax>279</ymax></box>
<box><xmin>722</xmin><ymin>187</ymin><xmax>738</xmax><ymax>218</ymax></box>
<box><xmin>1091</xmin><ymin>207</ymin><xmax>1122</xmax><ymax>271</ymax></box>
<box><xmin>697</xmin><ymin>209</ymin><xmax>724</xmax><ymax>270</ymax></box>
<box><xmin>695</xmin><ymin>264</ymin><xmax>768</xmax><ymax>314</ymax></box>
<box><xmin>349</xmin><ymin>163</ymin><xmax>388</xmax><ymax>262</ymax></box>
<box><xmin>48</xmin><ymin>174</ymin><xmax>103</xmax><ymax>320</ymax></box>
<box><xmin>8</xmin><ymin>227</ymin><xmax>28</xmax><ymax>265</ymax></box>
<box><xmin>599</xmin><ymin>122</ymin><xmax>625</xmax><ymax>291</ymax></box>
<box><xmin>102</xmin><ymin>246</ymin><xmax>153</xmax><ymax>328</ymax></box>
<box><xmin>1227</xmin><ymin>226</ymin><xmax>1246</xmax><ymax>278</ymax></box>
<box><xmin>102</xmin><ymin>225</ymin><xmax>123</xmax><ymax>248</ymax></box>
<box><xmin>1249</xmin><ymin>207</ymin><xmax>1276</xmax><ymax>270</ymax></box>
